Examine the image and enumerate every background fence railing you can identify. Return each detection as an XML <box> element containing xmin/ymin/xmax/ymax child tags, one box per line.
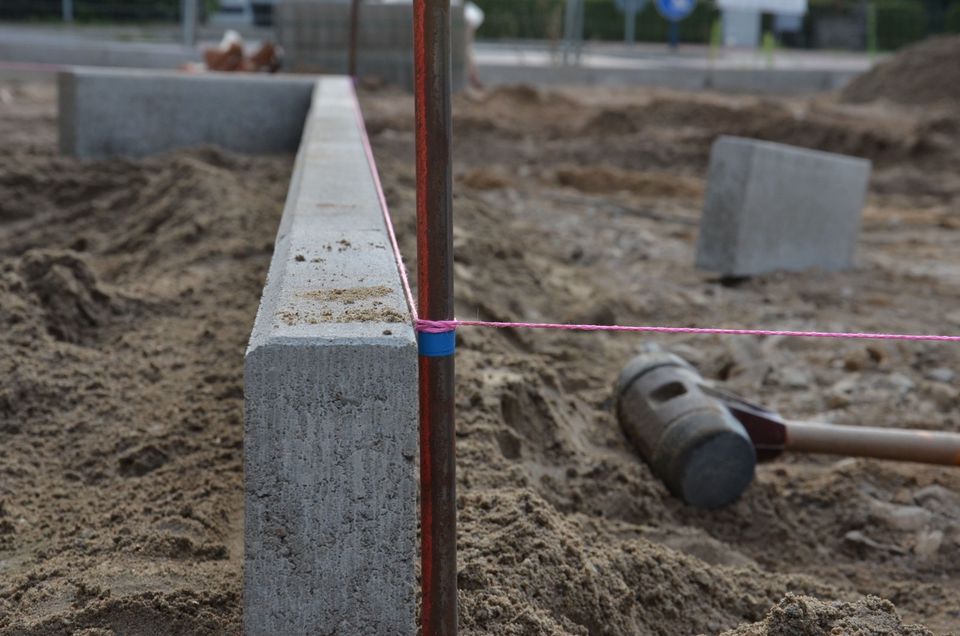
<box><xmin>1</xmin><ymin>0</ymin><xmax>958</xmax><ymax>52</ymax></box>
<box><xmin>474</xmin><ymin>0</ymin><xmax>960</xmax><ymax>51</ymax></box>
<box><xmin>0</xmin><ymin>0</ymin><xmax>217</xmax><ymax>23</ymax></box>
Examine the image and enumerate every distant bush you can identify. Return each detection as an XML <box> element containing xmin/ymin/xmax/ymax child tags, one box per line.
<box><xmin>475</xmin><ymin>0</ymin><xmax>943</xmax><ymax>50</ymax></box>
<box><xmin>875</xmin><ymin>1</ymin><xmax>927</xmax><ymax>49</ymax></box>
<box><xmin>74</xmin><ymin>0</ymin><xmax>182</xmax><ymax>22</ymax></box>
<box><xmin>947</xmin><ymin>2</ymin><xmax>960</xmax><ymax>32</ymax></box>
<box><xmin>475</xmin><ymin>0</ymin><xmax>566</xmax><ymax>40</ymax></box>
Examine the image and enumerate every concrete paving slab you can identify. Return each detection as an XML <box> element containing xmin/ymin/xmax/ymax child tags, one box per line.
<box><xmin>0</xmin><ymin>26</ymin><xmax>200</xmax><ymax>70</ymax></box>
<box><xmin>696</xmin><ymin>136</ymin><xmax>871</xmax><ymax>277</ymax></box>
<box><xmin>59</xmin><ymin>67</ymin><xmax>316</xmax><ymax>158</ymax></box>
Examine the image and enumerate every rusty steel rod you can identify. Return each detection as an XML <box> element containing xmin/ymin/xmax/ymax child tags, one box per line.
<box><xmin>785</xmin><ymin>420</ymin><xmax>960</xmax><ymax>466</ymax></box>
<box><xmin>414</xmin><ymin>0</ymin><xmax>457</xmax><ymax>635</ymax></box>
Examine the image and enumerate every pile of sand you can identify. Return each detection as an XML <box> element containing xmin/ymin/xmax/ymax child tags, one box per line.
<box><xmin>723</xmin><ymin>594</ymin><xmax>932</xmax><ymax>635</ymax></box>
<box><xmin>0</xmin><ymin>146</ymin><xmax>290</xmax><ymax>634</ymax></box>
<box><xmin>842</xmin><ymin>36</ymin><xmax>960</xmax><ymax>106</ymax></box>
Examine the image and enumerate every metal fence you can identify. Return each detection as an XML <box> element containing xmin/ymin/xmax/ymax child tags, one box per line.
<box><xmin>474</xmin><ymin>0</ymin><xmax>960</xmax><ymax>51</ymax></box>
<box><xmin>0</xmin><ymin>0</ymin><xmax>207</xmax><ymax>23</ymax></box>
<box><xmin>0</xmin><ymin>0</ymin><xmax>269</xmax><ymax>46</ymax></box>
<box><xmin>1</xmin><ymin>0</ymin><xmax>958</xmax><ymax>52</ymax></box>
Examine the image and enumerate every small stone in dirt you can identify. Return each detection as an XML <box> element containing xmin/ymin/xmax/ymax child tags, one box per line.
<box><xmin>914</xmin><ymin>485</ymin><xmax>960</xmax><ymax>512</ymax></box>
<box><xmin>774</xmin><ymin>367</ymin><xmax>811</xmax><ymax>389</ymax></box>
<box><xmin>722</xmin><ymin>593</ymin><xmax>931</xmax><ymax>635</ymax></box>
<box><xmin>827</xmin><ymin>377</ymin><xmax>858</xmax><ymax>408</ymax></box>
<box><xmin>117</xmin><ymin>445</ymin><xmax>169</xmax><ymax>477</ymax></box>
<box><xmin>879</xmin><ymin>373</ymin><xmax>915</xmax><ymax>394</ymax></box>
<box><xmin>914</xmin><ymin>530</ymin><xmax>944</xmax><ymax>559</ymax></box>
<box><xmin>923</xmin><ymin>381</ymin><xmax>959</xmax><ymax>410</ymax></box>
<box><xmin>869</xmin><ymin>499</ymin><xmax>933</xmax><ymax>532</ymax></box>
<box><xmin>925</xmin><ymin>368</ymin><xmax>955</xmax><ymax>383</ymax></box>
<box><xmin>844</xmin><ymin>530</ymin><xmax>907</xmax><ymax>555</ymax></box>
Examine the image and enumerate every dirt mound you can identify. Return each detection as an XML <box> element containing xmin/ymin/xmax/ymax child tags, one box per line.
<box><xmin>555</xmin><ymin>165</ymin><xmax>703</xmax><ymax>198</ymax></box>
<box><xmin>459</xmin><ymin>491</ymin><xmax>838</xmax><ymax>636</ymax></box>
<box><xmin>842</xmin><ymin>36</ymin><xmax>960</xmax><ymax>106</ymax></box>
<box><xmin>723</xmin><ymin>594</ymin><xmax>933</xmax><ymax>635</ymax></box>
<box><xmin>456</xmin><ymin>84</ymin><xmax>585</xmax><ymax>137</ymax></box>
<box><xmin>578</xmin><ymin>96</ymin><xmax>934</xmax><ymax>166</ymax></box>
<box><xmin>11</xmin><ymin>250</ymin><xmax>128</xmax><ymax>344</ymax></box>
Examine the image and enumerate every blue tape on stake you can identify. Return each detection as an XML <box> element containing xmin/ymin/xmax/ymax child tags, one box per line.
<box><xmin>419</xmin><ymin>330</ymin><xmax>456</xmax><ymax>357</ymax></box>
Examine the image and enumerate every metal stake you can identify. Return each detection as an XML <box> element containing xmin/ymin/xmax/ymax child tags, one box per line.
<box><xmin>414</xmin><ymin>1</ymin><xmax>457</xmax><ymax>635</ymax></box>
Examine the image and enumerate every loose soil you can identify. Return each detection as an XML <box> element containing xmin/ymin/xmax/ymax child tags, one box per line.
<box><xmin>842</xmin><ymin>36</ymin><xmax>960</xmax><ymax>107</ymax></box>
<box><xmin>364</xmin><ymin>82</ymin><xmax>960</xmax><ymax>635</ymax></box>
<box><xmin>1</xmin><ymin>69</ymin><xmax>959</xmax><ymax>635</ymax></box>
<box><xmin>0</xmin><ymin>81</ymin><xmax>291</xmax><ymax>635</ymax></box>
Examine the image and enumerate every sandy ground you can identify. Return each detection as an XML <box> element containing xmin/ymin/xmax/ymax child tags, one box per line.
<box><xmin>0</xmin><ymin>81</ymin><xmax>291</xmax><ymax>634</ymax></box>
<box><xmin>0</xmin><ymin>66</ymin><xmax>958</xmax><ymax>635</ymax></box>
<box><xmin>362</xmin><ymin>81</ymin><xmax>960</xmax><ymax>634</ymax></box>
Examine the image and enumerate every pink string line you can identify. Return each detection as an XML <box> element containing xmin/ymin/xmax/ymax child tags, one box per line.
<box><xmin>353</xmin><ymin>84</ymin><xmax>419</xmax><ymax>321</ymax></box>
<box><xmin>416</xmin><ymin>319</ymin><xmax>960</xmax><ymax>342</ymax></box>
<box><xmin>355</xmin><ymin>88</ymin><xmax>959</xmax><ymax>345</ymax></box>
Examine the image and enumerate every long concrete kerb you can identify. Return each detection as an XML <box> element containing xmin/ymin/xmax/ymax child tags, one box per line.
<box><xmin>59</xmin><ymin>69</ymin><xmax>418</xmax><ymax>634</ymax></box>
<box><xmin>59</xmin><ymin>67</ymin><xmax>316</xmax><ymax>158</ymax></box>
<box><xmin>244</xmin><ymin>77</ymin><xmax>417</xmax><ymax>636</ymax></box>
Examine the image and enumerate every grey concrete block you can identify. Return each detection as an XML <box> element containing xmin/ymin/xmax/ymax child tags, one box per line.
<box><xmin>59</xmin><ymin>67</ymin><xmax>316</xmax><ymax>158</ymax></box>
<box><xmin>696</xmin><ymin>136</ymin><xmax>871</xmax><ymax>277</ymax></box>
<box><xmin>0</xmin><ymin>27</ymin><xmax>200</xmax><ymax>70</ymax></box>
<box><xmin>245</xmin><ymin>77</ymin><xmax>417</xmax><ymax>635</ymax></box>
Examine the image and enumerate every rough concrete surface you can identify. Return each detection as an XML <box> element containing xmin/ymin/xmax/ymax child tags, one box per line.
<box><xmin>59</xmin><ymin>67</ymin><xmax>315</xmax><ymax>158</ymax></box>
<box><xmin>696</xmin><ymin>135</ymin><xmax>871</xmax><ymax>277</ymax></box>
<box><xmin>244</xmin><ymin>77</ymin><xmax>417</xmax><ymax>635</ymax></box>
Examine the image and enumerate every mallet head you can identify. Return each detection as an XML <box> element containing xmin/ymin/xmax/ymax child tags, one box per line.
<box><xmin>616</xmin><ymin>351</ymin><xmax>757</xmax><ymax>509</ymax></box>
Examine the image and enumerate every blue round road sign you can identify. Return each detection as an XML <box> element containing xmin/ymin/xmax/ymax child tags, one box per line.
<box><xmin>654</xmin><ymin>0</ymin><xmax>696</xmax><ymax>21</ymax></box>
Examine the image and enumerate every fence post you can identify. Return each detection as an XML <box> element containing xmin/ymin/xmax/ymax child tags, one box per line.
<box><xmin>625</xmin><ymin>0</ymin><xmax>638</xmax><ymax>43</ymax></box>
<box><xmin>866</xmin><ymin>1</ymin><xmax>877</xmax><ymax>58</ymax></box>
<box><xmin>563</xmin><ymin>0</ymin><xmax>584</xmax><ymax>65</ymax></box>
<box><xmin>349</xmin><ymin>0</ymin><xmax>361</xmax><ymax>77</ymax></box>
<box><xmin>182</xmin><ymin>0</ymin><xmax>198</xmax><ymax>47</ymax></box>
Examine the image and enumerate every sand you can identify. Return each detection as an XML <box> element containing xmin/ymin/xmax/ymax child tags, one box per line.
<box><xmin>0</xmin><ymin>82</ymin><xmax>291</xmax><ymax>635</ymax></box>
<box><xmin>1</xmin><ymin>73</ymin><xmax>959</xmax><ymax>635</ymax></box>
<box><xmin>842</xmin><ymin>36</ymin><xmax>960</xmax><ymax>107</ymax></box>
<box><xmin>364</xmin><ymin>83</ymin><xmax>960</xmax><ymax>634</ymax></box>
